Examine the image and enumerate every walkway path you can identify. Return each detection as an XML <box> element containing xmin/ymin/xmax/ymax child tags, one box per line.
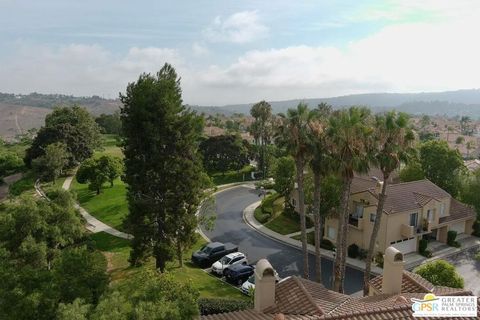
<box><xmin>37</xmin><ymin>175</ymin><xmax>133</xmax><ymax>239</ymax></box>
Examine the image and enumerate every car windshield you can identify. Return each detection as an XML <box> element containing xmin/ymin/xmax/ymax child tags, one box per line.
<box><xmin>219</xmin><ymin>256</ymin><xmax>232</xmax><ymax>264</ymax></box>
<box><xmin>248</xmin><ymin>275</ymin><xmax>255</xmax><ymax>284</ymax></box>
<box><xmin>201</xmin><ymin>245</ymin><xmax>212</xmax><ymax>254</ymax></box>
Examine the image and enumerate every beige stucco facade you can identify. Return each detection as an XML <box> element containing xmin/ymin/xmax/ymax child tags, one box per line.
<box><xmin>293</xmin><ymin>181</ymin><xmax>476</xmax><ymax>255</ymax></box>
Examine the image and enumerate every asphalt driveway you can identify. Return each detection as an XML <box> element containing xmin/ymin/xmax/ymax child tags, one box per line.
<box><xmin>201</xmin><ymin>186</ymin><xmax>365</xmax><ymax>294</ymax></box>
<box><xmin>446</xmin><ymin>248</ymin><xmax>480</xmax><ymax>295</ymax></box>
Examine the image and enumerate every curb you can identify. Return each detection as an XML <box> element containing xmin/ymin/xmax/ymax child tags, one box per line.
<box><xmin>242</xmin><ymin>202</ymin><xmax>383</xmax><ymax>276</ymax></box>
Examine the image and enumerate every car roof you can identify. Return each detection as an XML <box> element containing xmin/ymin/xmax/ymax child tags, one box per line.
<box><xmin>228</xmin><ymin>263</ymin><xmax>253</xmax><ymax>271</ymax></box>
<box><xmin>207</xmin><ymin>242</ymin><xmax>223</xmax><ymax>248</ymax></box>
<box><xmin>225</xmin><ymin>252</ymin><xmax>245</xmax><ymax>259</ymax></box>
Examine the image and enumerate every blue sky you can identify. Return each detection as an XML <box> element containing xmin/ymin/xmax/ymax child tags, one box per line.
<box><xmin>0</xmin><ymin>0</ymin><xmax>478</xmax><ymax>105</ymax></box>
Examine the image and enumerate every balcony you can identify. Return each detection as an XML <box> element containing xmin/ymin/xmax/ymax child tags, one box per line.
<box><xmin>401</xmin><ymin>224</ymin><xmax>414</xmax><ymax>238</ymax></box>
<box><xmin>348</xmin><ymin>215</ymin><xmax>363</xmax><ymax>230</ymax></box>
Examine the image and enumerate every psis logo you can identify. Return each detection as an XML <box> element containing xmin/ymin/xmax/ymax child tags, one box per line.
<box><xmin>411</xmin><ymin>293</ymin><xmax>478</xmax><ymax>317</ymax></box>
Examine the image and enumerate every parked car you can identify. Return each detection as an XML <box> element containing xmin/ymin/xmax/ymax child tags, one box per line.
<box><xmin>241</xmin><ymin>270</ymin><xmax>281</xmax><ymax>295</ymax></box>
<box><xmin>191</xmin><ymin>242</ymin><xmax>238</xmax><ymax>268</ymax></box>
<box><xmin>211</xmin><ymin>252</ymin><xmax>247</xmax><ymax>276</ymax></box>
<box><xmin>224</xmin><ymin>264</ymin><xmax>254</xmax><ymax>286</ymax></box>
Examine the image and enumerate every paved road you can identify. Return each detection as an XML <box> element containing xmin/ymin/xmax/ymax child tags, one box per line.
<box><xmin>202</xmin><ymin>186</ymin><xmax>365</xmax><ymax>294</ymax></box>
<box><xmin>446</xmin><ymin>248</ymin><xmax>480</xmax><ymax>296</ymax></box>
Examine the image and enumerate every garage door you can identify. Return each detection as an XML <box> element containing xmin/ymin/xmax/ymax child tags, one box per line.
<box><xmin>392</xmin><ymin>238</ymin><xmax>417</xmax><ymax>254</ymax></box>
<box><xmin>450</xmin><ymin>222</ymin><xmax>465</xmax><ymax>234</ymax></box>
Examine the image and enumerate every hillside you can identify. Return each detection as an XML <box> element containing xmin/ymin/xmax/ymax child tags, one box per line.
<box><xmin>2</xmin><ymin>89</ymin><xmax>480</xmax><ymax>140</ymax></box>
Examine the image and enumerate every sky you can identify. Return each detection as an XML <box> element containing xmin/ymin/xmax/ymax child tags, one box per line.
<box><xmin>0</xmin><ymin>0</ymin><xmax>479</xmax><ymax>106</ymax></box>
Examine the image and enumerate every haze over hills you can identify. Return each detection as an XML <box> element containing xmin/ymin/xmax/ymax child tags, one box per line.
<box><xmin>2</xmin><ymin>89</ymin><xmax>480</xmax><ymax>140</ymax></box>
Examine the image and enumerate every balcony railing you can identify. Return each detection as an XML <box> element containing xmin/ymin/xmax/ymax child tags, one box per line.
<box><xmin>348</xmin><ymin>215</ymin><xmax>363</xmax><ymax>229</ymax></box>
<box><xmin>401</xmin><ymin>224</ymin><xmax>414</xmax><ymax>238</ymax></box>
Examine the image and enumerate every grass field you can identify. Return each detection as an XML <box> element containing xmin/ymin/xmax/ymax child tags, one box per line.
<box><xmin>95</xmin><ymin>134</ymin><xmax>123</xmax><ymax>158</ymax></box>
<box><xmin>91</xmin><ymin>232</ymin><xmax>247</xmax><ymax>300</ymax></box>
<box><xmin>72</xmin><ymin>177</ymin><xmax>128</xmax><ymax>231</ymax></box>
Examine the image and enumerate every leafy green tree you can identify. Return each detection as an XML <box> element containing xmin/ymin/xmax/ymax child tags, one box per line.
<box><xmin>53</xmin><ymin>247</ymin><xmax>108</xmax><ymax>304</ymax></box>
<box><xmin>120</xmin><ymin>64</ymin><xmax>207</xmax><ymax>271</ymax></box>
<box><xmin>0</xmin><ymin>190</ymin><xmax>84</xmax><ymax>268</ymax></box>
<box><xmin>399</xmin><ymin>160</ymin><xmax>425</xmax><ymax>182</ymax></box>
<box><xmin>91</xmin><ymin>270</ymin><xmax>199</xmax><ymax>320</ymax></box>
<box><xmin>57</xmin><ymin>299</ymin><xmax>91</xmax><ymax>320</ymax></box>
<box><xmin>363</xmin><ymin>111</ymin><xmax>415</xmax><ymax>295</ymax></box>
<box><xmin>273</xmin><ymin>156</ymin><xmax>296</xmax><ymax>209</ymax></box>
<box><xmin>25</xmin><ymin>106</ymin><xmax>101</xmax><ymax>168</ymax></box>
<box><xmin>420</xmin><ymin>140</ymin><xmax>465</xmax><ymax>196</ymax></box>
<box><xmin>199</xmin><ymin>135</ymin><xmax>250</xmax><ymax>174</ymax></box>
<box><xmin>327</xmin><ymin>107</ymin><xmax>372</xmax><ymax>293</ymax></box>
<box><xmin>32</xmin><ymin>142</ymin><xmax>69</xmax><ymax>182</ymax></box>
<box><xmin>460</xmin><ymin>169</ymin><xmax>480</xmax><ymax>234</ymax></box>
<box><xmin>415</xmin><ymin>260</ymin><xmax>464</xmax><ymax>288</ymax></box>
<box><xmin>76</xmin><ymin>155</ymin><xmax>122</xmax><ymax>194</ymax></box>
<box><xmin>460</xmin><ymin>116</ymin><xmax>473</xmax><ymax>136</ymax></box>
<box><xmin>95</xmin><ymin>111</ymin><xmax>122</xmax><ymax>135</ymax></box>
<box><xmin>0</xmin><ymin>150</ymin><xmax>23</xmax><ymax>180</ymax></box>
<box><xmin>250</xmin><ymin>101</ymin><xmax>273</xmax><ymax>178</ymax></box>
<box><xmin>276</xmin><ymin>103</ymin><xmax>313</xmax><ymax>279</ymax></box>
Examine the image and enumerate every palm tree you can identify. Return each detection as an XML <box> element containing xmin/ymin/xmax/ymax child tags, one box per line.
<box><xmin>307</xmin><ymin>103</ymin><xmax>333</xmax><ymax>283</ymax></box>
<box><xmin>362</xmin><ymin>111</ymin><xmax>415</xmax><ymax>295</ymax></box>
<box><xmin>251</xmin><ymin>101</ymin><xmax>272</xmax><ymax>178</ymax></box>
<box><xmin>276</xmin><ymin>103</ymin><xmax>312</xmax><ymax>279</ymax></box>
<box><xmin>327</xmin><ymin>107</ymin><xmax>372</xmax><ymax>293</ymax></box>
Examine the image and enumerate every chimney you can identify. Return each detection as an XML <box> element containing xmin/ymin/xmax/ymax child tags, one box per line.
<box><xmin>254</xmin><ymin>259</ymin><xmax>276</xmax><ymax>312</ymax></box>
<box><xmin>382</xmin><ymin>246</ymin><xmax>405</xmax><ymax>295</ymax></box>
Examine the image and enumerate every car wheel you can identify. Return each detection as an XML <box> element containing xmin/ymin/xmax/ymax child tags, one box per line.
<box><xmin>237</xmin><ymin>279</ymin><xmax>243</xmax><ymax>286</ymax></box>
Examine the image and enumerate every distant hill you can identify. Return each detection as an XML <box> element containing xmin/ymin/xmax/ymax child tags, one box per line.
<box><xmin>192</xmin><ymin>89</ymin><xmax>480</xmax><ymax>117</ymax></box>
<box><xmin>2</xmin><ymin>89</ymin><xmax>480</xmax><ymax>140</ymax></box>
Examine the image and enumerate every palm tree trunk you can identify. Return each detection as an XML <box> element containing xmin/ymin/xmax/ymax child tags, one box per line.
<box><xmin>333</xmin><ymin>177</ymin><xmax>352</xmax><ymax>293</ymax></box>
<box><xmin>363</xmin><ymin>176</ymin><xmax>389</xmax><ymax>295</ymax></box>
<box><xmin>312</xmin><ymin>171</ymin><xmax>322</xmax><ymax>283</ymax></box>
<box><xmin>296</xmin><ymin>158</ymin><xmax>309</xmax><ymax>279</ymax></box>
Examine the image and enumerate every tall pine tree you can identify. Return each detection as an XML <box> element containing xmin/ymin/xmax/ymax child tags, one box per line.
<box><xmin>120</xmin><ymin>64</ymin><xmax>206</xmax><ymax>271</ymax></box>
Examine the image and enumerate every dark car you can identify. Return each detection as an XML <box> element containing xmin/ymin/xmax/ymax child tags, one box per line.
<box><xmin>224</xmin><ymin>264</ymin><xmax>254</xmax><ymax>286</ymax></box>
<box><xmin>191</xmin><ymin>242</ymin><xmax>238</xmax><ymax>268</ymax></box>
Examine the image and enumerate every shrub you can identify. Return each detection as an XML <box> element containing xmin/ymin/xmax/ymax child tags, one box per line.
<box><xmin>347</xmin><ymin>244</ymin><xmax>360</xmax><ymax>259</ymax></box>
<box><xmin>320</xmin><ymin>239</ymin><xmax>335</xmax><ymax>251</ymax></box>
<box><xmin>415</xmin><ymin>260</ymin><xmax>464</xmax><ymax>288</ymax></box>
<box><xmin>472</xmin><ymin>220</ymin><xmax>480</xmax><ymax>237</ymax></box>
<box><xmin>198</xmin><ymin>298</ymin><xmax>252</xmax><ymax>316</ymax></box>
<box><xmin>254</xmin><ymin>206</ymin><xmax>270</xmax><ymax>224</ymax></box>
<box><xmin>358</xmin><ymin>249</ymin><xmax>368</xmax><ymax>260</ymax></box>
<box><xmin>420</xmin><ymin>249</ymin><xmax>433</xmax><ymax>258</ymax></box>
<box><xmin>375</xmin><ymin>252</ymin><xmax>384</xmax><ymax>268</ymax></box>
<box><xmin>419</xmin><ymin>238</ymin><xmax>428</xmax><ymax>254</ymax></box>
<box><xmin>475</xmin><ymin>251</ymin><xmax>480</xmax><ymax>261</ymax></box>
<box><xmin>447</xmin><ymin>230</ymin><xmax>458</xmax><ymax>247</ymax></box>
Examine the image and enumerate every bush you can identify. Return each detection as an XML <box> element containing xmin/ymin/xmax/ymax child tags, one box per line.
<box><xmin>475</xmin><ymin>251</ymin><xmax>480</xmax><ymax>261</ymax></box>
<box><xmin>358</xmin><ymin>249</ymin><xmax>368</xmax><ymax>260</ymax></box>
<box><xmin>320</xmin><ymin>239</ymin><xmax>335</xmax><ymax>251</ymax></box>
<box><xmin>198</xmin><ymin>298</ymin><xmax>252</xmax><ymax>316</ymax></box>
<box><xmin>420</xmin><ymin>249</ymin><xmax>433</xmax><ymax>258</ymax></box>
<box><xmin>415</xmin><ymin>260</ymin><xmax>464</xmax><ymax>288</ymax></box>
<box><xmin>347</xmin><ymin>244</ymin><xmax>360</xmax><ymax>259</ymax></box>
<box><xmin>472</xmin><ymin>220</ymin><xmax>480</xmax><ymax>237</ymax></box>
<box><xmin>254</xmin><ymin>206</ymin><xmax>270</xmax><ymax>224</ymax></box>
<box><xmin>447</xmin><ymin>230</ymin><xmax>458</xmax><ymax>247</ymax></box>
<box><xmin>419</xmin><ymin>238</ymin><xmax>428</xmax><ymax>254</ymax></box>
<box><xmin>375</xmin><ymin>252</ymin><xmax>384</xmax><ymax>268</ymax></box>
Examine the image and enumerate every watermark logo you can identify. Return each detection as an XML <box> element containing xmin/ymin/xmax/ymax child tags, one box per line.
<box><xmin>411</xmin><ymin>293</ymin><xmax>478</xmax><ymax>317</ymax></box>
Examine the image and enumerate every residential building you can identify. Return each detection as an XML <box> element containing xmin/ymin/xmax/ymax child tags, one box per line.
<box><xmin>321</xmin><ymin>177</ymin><xmax>476</xmax><ymax>254</ymax></box>
<box><xmin>465</xmin><ymin>159</ymin><xmax>480</xmax><ymax>172</ymax></box>
<box><xmin>203</xmin><ymin>251</ymin><xmax>479</xmax><ymax>319</ymax></box>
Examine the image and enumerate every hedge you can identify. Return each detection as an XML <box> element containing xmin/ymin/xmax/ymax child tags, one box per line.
<box><xmin>198</xmin><ymin>298</ymin><xmax>252</xmax><ymax>315</ymax></box>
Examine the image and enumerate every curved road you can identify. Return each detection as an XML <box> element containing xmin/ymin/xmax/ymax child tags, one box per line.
<box><xmin>202</xmin><ymin>186</ymin><xmax>365</xmax><ymax>294</ymax></box>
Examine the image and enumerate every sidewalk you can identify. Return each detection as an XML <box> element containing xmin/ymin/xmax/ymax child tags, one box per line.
<box><xmin>243</xmin><ymin>201</ymin><xmax>384</xmax><ymax>275</ymax></box>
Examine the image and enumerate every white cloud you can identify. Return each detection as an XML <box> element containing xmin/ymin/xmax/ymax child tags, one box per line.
<box><xmin>0</xmin><ymin>43</ymin><xmax>182</xmax><ymax>98</ymax></box>
<box><xmin>203</xmin><ymin>10</ymin><xmax>268</xmax><ymax>44</ymax></box>
<box><xmin>192</xmin><ymin>42</ymin><xmax>209</xmax><ymax>56</ymax></box>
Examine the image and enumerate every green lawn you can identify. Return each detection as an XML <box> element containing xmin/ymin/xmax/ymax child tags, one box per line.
<box><xmin>91</xmin><ymin>232</ymin><xmax>247</xmax><ymax>300</ymax></box>
<box><xmin>72</xmin><ymin>177</ymin><xmax>128</xmax><ymax>231</ymax></box>
<box><xmin>264</xmin><ymin>209</ymin><xmax>313</xmax><ymax>235</ymax></box>
<box><xmin>8</xmin><ymin>172</ymin><xmax>36</xmax><ymax>196</ymax></box>
<box><xmin>95</xmin><ymin>134</ymin><xmax>123</xmax><ymax>158</ymax></box>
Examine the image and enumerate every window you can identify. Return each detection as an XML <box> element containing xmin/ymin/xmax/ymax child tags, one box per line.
<box><xmin>292</xmin><ymin>198</ymin><xmax>296</xmax><ymax>207</ymax></box>
<box><xmin>427</xmin><ymin>209</ymin><xmax>434</xmax><ymax>222</ymax></box>
<box><xmin>370</xmin><ymin>213</ymin><xmax>376</xmax><ymax>222</ymax></box>
<box><xmin>327</xmin><ymin>226</ymin><xmax>336</xmax><ymax>239</ymax></box>
<box><xmin>353</xmin><ymin>202</ymin><xmax>364</xmax><ymax>218</ymax></box>
<box><xmin>440</xmin><ymin>203</ymin><xmax>446</xmax><ymax>217</ymax></box>
<box><xmin>410</xmin><ymin>212</ymin><xmax>418</xmax><ymax>227</ymax></box>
